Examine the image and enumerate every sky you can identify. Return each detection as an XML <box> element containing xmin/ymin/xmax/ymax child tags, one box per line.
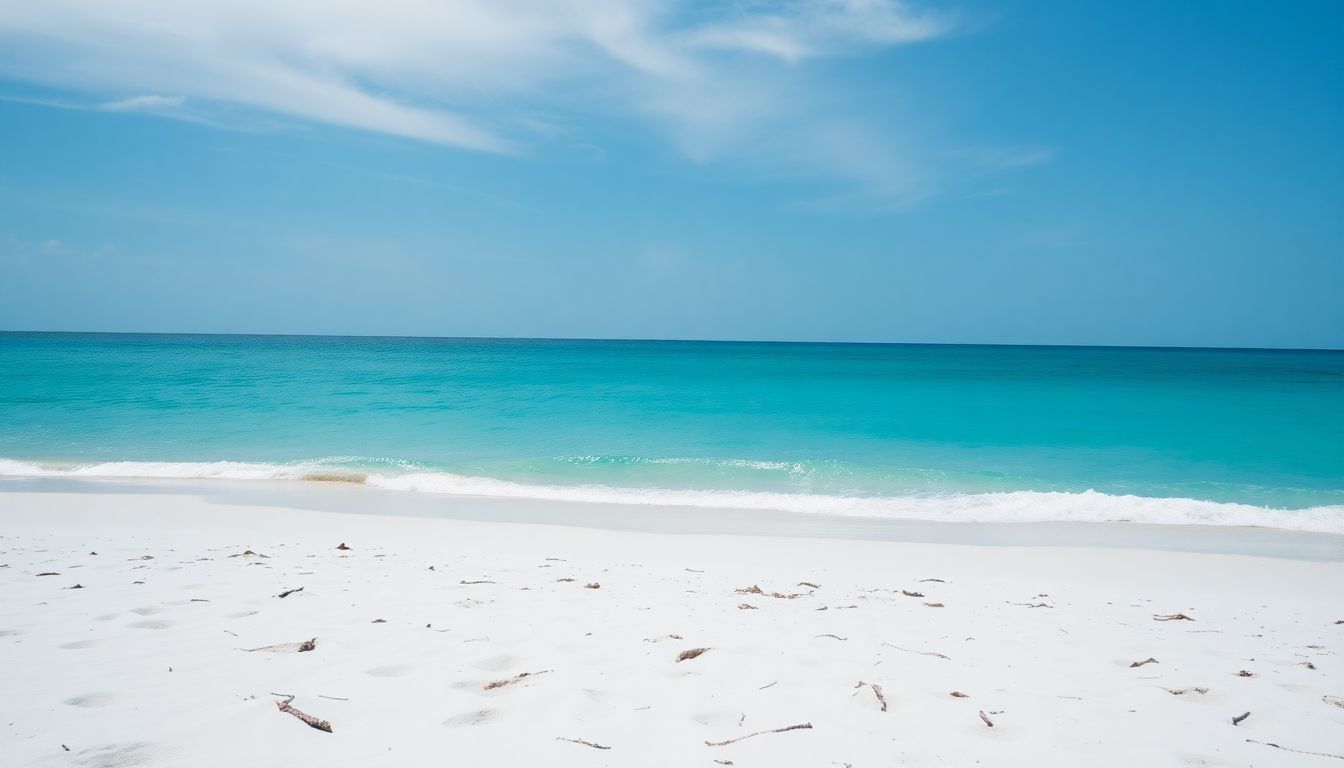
<box><xmin>0</xmin><ymin>0</ymin><xmax>1341</xmax><ymax>348</ymax></box>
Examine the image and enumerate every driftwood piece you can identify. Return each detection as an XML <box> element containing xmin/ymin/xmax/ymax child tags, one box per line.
<box><xmin>1232</xmin><ymin>711</ymin><xmax>1251</xmax><ymax>726</ymax></box>
<box><xmin>1130</xmin><ymin>657</ymin><xmax>1159</xmax><ymax>668</ymax></box>
<box><xmin>919</xmin><ymin>578</ymin><xmax>946</xmax><ymax>583</ymax></box>
<box><xmin>36</xmin><ymin>572</ymin><xmax>59</xmax><ymax>577</ymax></box>
<box><xmin>705</xmin><ymin>722</ymin><xmax>812</xmax><ymax>747</ymax></box>
<box><xmin>737</xmin><ymin>603</ymin><xmax>758</xmax><ymax>610</ymax></box>
<box><xmin>1246</xmin><ymin>739</ymin><xmax>1344</xmax><ymax>761</ymax></box>
<box><xmin>243</xmin><ymin>637</ymin><xmax>316</xmax><ymax>653</ymax></box>
<box><xmin>483</xmin><ymin>670</ymin><xmax>551</xmax><ymax>690</ymax></box>
<box><xmin>881</xmin><ymin>642</ymin><xmax>949</xmax><ymax>660</ymax></box>
<box><xmin>459</xmin><ymin>580</ymin><xmax>495</xmax><ymax>585</ymax></box>
<box><xmin>277</xmin><ymin>587</ymin><xmax>304</xmax><ymax>599</ymax></box>
<box><xmin>816</xmin><ymin>634</ymin><xmax>847</xmax><ymax>641</ymax></box>
<box><xmin>902</xmin><ymin>590</ymin><xmax>924</xmax><ymax>598</ymax></box>
<box><xmin>677</xmin><ymin>647</ymin><xmax>710</xmax><ymax>662</ymax></box>
<box><xmin>925</xmin><ymin>602</ymin><xmax>944</xmax><ymax>608</ymax></box>
<box><xmin>584</xmin><ymin>582</ymin><xmax>601</xmax><ymax>589</ymax></box>
<box><xmin>556</xmin><ymin>737</ymin><xmax>610</xmax><ymax>750</ymax></box>
<box><xmin>797</xmin><ymin>581</ymin><xmax>820</xmax><ymax>589</ymax></box>
<box><xmin>275</xmin><ymin>696</ymin><xmax>332</xmax><ymax>733</ymax></box>
<box><xmin>979</xmin><ymin>710</ymin><xmax>994</xmax><ymax>727</ymax></box>
<box><xmin>950</xmin><ymin>691</ymin><xmax>969</xmax><ymax>698</ymax></box>
<box><xmin>1153</xmin><ymin>613</ymin><xmax>1194</xmax><ymax>621</ymax></box>
<box><xmin>854</xmin><ymin>681</ymin><xmax>887</xmax><ymax>711</ymax></box>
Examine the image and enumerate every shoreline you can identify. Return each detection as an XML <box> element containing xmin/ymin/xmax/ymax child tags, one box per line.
<box><xmin>4</xmin><ymin>476</ymin><xmax>1343</xmax><ymax>562</ymax></box>
<box><xmin>1</xmin><ymin>482</ymin><xmax>1341</xmax><ymax>766</ymax></box>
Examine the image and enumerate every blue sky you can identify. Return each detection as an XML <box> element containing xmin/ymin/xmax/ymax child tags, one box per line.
<box><xmin>1</xmin><ymin>0</ymin><xmax>1341</xmax><ymax>348</ymax></box>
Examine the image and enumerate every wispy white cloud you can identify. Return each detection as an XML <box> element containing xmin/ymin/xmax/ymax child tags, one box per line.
<box><xmin>0</xmin><ymin>1</ymin><xmax>1038</xmax><ymax>201</ymax></box>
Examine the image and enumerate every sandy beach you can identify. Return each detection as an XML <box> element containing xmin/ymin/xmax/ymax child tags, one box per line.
<box><xmin>1</xmin><ymin>480</ymin><xmax>1341</xmax><ymax>767</ymax></box>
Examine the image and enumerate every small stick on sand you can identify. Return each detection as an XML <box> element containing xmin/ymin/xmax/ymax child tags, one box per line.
<box><xmin>317</xmin><ymin>695</ymin><xmax>348</xmax><ymax>701</ymax></box>
<box><xmin>950</xmin><ymin>691</ymin><xmax>969</xmax><ymax>698</ymax></box>
<box><xmin>1153</xmin><ymin>613</ymin><xmax>1194</xmax><ymax>621</ymax></box>
<box><xmin>919</xmin><ymin>578</ymin><xmax>946</xmax><ymax>583</ymax></box>
<box><xmin>1129</xmin><ymin>657</ymin><xmax>1159</xmax><ymax>668</ymax></box>
<box><xmin>1163</xmin><ymin>687</ymin><xmax>1209</xmax><ymax>695</ymax></box>
<box><xmin>277</xmin><ymin>586</ymin><xmax>304</xmax><ymax>599</ymax></box>
<box><xmin>677</xmin><ymin>647</ymin><xmax>710</xmax><ymax>662</ymax></box>
<box><xmin>1246</xmin><ymin>739</ymin><xmax>1344</xmax><ymax>761</ymax></box>
<box><xmin>816</xmin><ymin>634</ymin><xmax>847</xmax><ymax>641</ymax></box>
<box><xmin>854</xmin><ymin>681</ymin><xmax>887</xmax><ymax>711</ymax></box>
<box><xmin>556</xmin><ymin>737</ymin><xmax>610</xmax><ymax>750</ymax></box>
<box><xmin>925</xmin><ymin>602</ymin><xmax>944</xmax><ymax>608</ymax></box>
<box><xmin>881</xmin><ymin>642</ymin><xmax>949</xmax><ymax>660</ymax></box>
<box><xmin>979</xmin><ymin>711</ymin><xmax>994</xmax><ymax>728</ymax></box>
<box><xmin>705</xmin><ymin>723</ymin><xmax>812</xmax><ymax>747</ymax></box>
<box><xmin>902</xmin><ymin>590</ymin><xmax>924</xmax><ymax>598</ymax></box>
<box><xmin>459</xmin><ymin>580</ymin><xmax>495</xmax><ymax>585</ymax></box>
<box><xmin>1232</xmin><ymin>711</ymin><xmax>1251</xmax><ymax>725</ymax></box>
<box><xmin>483</xmin><ymin>670</ymin><xmax>551</xmax><ymax>690</ymax></box>
<box><xmin>797</xmin><ymin>581</ymin><xmax>821</xmax><ymax>589</ymax></box>
<box><xmin>275</xmin><ymin>696</ymin><xmax>332</xmax><ymax>733</ymax></box>
<box><xmin>759</xmin><ymin>681</ymin><xmax>778</xmax><ymax>690</ymax></box>
<box><xmin>243</xmin><ymin>637</ymin><xmax>317</xmax><ymax>653</ymax></box>
<box><xmin>584</xmin><ymin>582</ymin><xmax>601</xmax><ymax>589</ymax></box>
<box><xmin>738</xmin><ymin>603</ymin><xmax>758</xmax><ymax>610</ymax></box>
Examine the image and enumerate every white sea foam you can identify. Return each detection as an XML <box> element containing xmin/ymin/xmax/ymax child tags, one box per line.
<box><xmin>1</xmin><ymin>458</ymin><xmax>1340</xmax><ymax>533</ymax></box>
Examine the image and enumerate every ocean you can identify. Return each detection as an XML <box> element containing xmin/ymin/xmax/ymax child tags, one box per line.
<box><xmin>1</xmin><ymin>332</ymin><xmax>1341</xmax><ymax>531</ymax></box>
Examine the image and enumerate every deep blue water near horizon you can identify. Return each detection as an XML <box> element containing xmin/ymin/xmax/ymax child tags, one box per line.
<box><xmin>2</xmin><ymin>332</ymin><xmax>1342</xmax><ymax>529</ymax></box>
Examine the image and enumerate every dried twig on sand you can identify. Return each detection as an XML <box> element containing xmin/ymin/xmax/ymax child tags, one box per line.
<box><xmin>1235</xmin><ymin>670</ymin><xmax>1255</xmax><ymax>677</ymax></box>
<box><xmin>705</xmin><ymin>723</ymin><xmax>812</xmax><ymax>747</ymax></box>
<box><xmin>483</xmin><ymin>670</ymin><xmax>551</xmax><ymax>690</ymax></box>
<box><xmin>759</xmin><ymin>681</ymin><xmax>777</xmax><ymax>690</ymax></box>
<box><xmin>277</xmin><ymin>587</ymin><xmax>304</xmax><ymax>599</ymax></box>
<box><xmin>556</xmin><ymin>737</ymin><xmax>611</xmax><ymax>750</ymax></box>
<box><xmin>816</xmin><ymin>634</ymin><xmax>847</xmax><ymax>641</ymax></box>
<box><xmin>949</xmin><ymin>691</ymin><xmax>969</xmax><ymax>698</ymax></box>
<box><xmin>643</xmin><ymin>634</ymin><xmax>683</xmax><ymax>643</ymax></box>
<box><xmin>1163</xmin><ymin>687</ymin><xmax>1209</xmax><ymax>695</ymax></box>
<box><xmin>797</xmin><ymin>581</ymin><xmax>821</xmax><ymax>589</ymax></box>
<box><xmin>902</xmin><ymin>590</ymin><xmax>924</xmax><ymax>598</ymax></box>
<box><xmin>1153</xmin><ymin>613</ymin><xmax>1194</xmax><ymax>621</ymax></box>
<box><xmin>738</xmin><ymin>603</ymin><xmax>758</xmax><ymax>610</ymax></box>
<box><xmin>881</xmin><ymin>642</ymin><xmax>949</xmax><ymax>660</ymax></box>
<box><xmin>275</xmin><ymin>696</ymin><xmax>332</xmax><ymax>733</ymax></box>
<box><xmin>979</xmin><ymin>711</ymin><xmax>994</xmax><ymax>727</ymax></box>
<box><xmin>1232</xmin><ymin>711</ymin><xmax>1251</xmax><ymax>725</ymax></box>
<box><xmin>925</xmin><ymin>602</ymin><xmax>944</xmax><ymax>608</ymax></box>
<box><xmin>36</xmin><ymin>572</ymin><xmax>59</xmax><ymax>577</ymax></box>
<box><xmin>919</xmin><ymin>578</ymin><xmax>946</xmax><ymax>583</ymax></box>
<box><xmin>1325</xmin><ymin>695</ymin><xmax>1344</xmax><ymax>709</ymax></box>
<box><xmin>556</xmin><ymin>577</ymin><xmax>575</xmax><ymax>582</ymax></box>
<box><xmin>228</xmin><ymin>550</ymin><xmax>268</xmax><ymax>558</ymax></box>
<box><xmin>1246</xmin><ymin>739</ymin><xmax>1344</xmax><ymax>761</ymax></box>
<box><xmin>677</xmin><ymin>647</ymin><xmax>710</xmax><ymax>662</ymax></box>
<box><xmin>243</xmin><ymin>637</ymin><xmax>316</xmax><ymax>653</ymax></box>
<box><xmin>584</xmin><ymin>582</ymin><xmax>601</xmax><ymax>589</ymax></box>
<box><xmin>735</xmin><ymin>585</ymin><xmax>806</xmax><ymax>599</ymax></box>
<box><xmin>854</xmin><ymin>681</ymin><xmax>887</xmax><ymax>711</ymax></box>
<box><xmin>459</xmin><ymin>580</ymin><xmax>495</xmax><ymax>585</ymax></box>
<box><xmin>1129</xmin><ymin>657</ymin><xmax>1159</xmax><ymax>668</ymax></box>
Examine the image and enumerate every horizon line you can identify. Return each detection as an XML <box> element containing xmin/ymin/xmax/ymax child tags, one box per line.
<box><xmin>2</xmin><ymin>329</ymin><xmax>1340</xmax><ymax>354</ymax></box>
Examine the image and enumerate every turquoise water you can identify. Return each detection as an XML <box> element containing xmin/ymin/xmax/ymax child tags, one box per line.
<box><xmin>2</xmin><ymin>332</ymin><xmax>1341</xmax><ymax>530</ymax></box>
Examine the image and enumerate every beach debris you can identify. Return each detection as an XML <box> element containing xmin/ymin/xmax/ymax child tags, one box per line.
<box><xmin>317</xmin><ymin>695</ymin><xmax>349</xmax><ymax>701</ymax></box>
<box><xmin>737</xmin><ymin>603</ymin><xmax>758</xmax><ymax>610</ymax></box>
<box><xmin>979</xmin><ymin>711</ymin><xmax>994</xmax><ymax>728</ymax></box>
<box><xmin>228</xmin><ymin>550</ymin><xmax>268</xmax><ymax>558</ymax></box>
<box><xmin>1009</xmin><ymin>601</ymin><xmax>1053</xmax><ymax>608</ymax></box>
<box><xmin>190</xmin><ymin>598</ymin><xmax>210</xmax><ymax>602</ymax></box>
<box><xmin>854</xmin><ymin>681</ymin><xmax>887</xmax><ymax>711</ymax></box>
<box><xmin>798</xmin><ymin>581</ymin><xmax>821</xmax><ymax>589</ymax></box>
<box><xmin>371</xmin><ymin>619</ymin><xmax>387</xmax><ymax>624</ymax></box>
<box><xmin>459</xmin><ymin>579</ymin><xmax>495</xmax><ymax>585</ymax></box>
<box><xmin>1335</xmin><ymin>619</ymin><xmax>1343</xmax><ymax>624</ymax></box>
<box><xmin>1153</xmin><ymin>613</ymin><xmax>1194</xmax><ymax>621</ymax></box>
<box><xmin>759</xmin><ymin>681</ymin><xmax>778</xmax><ymax>690</ymax></box>
<box><xmin>919</xmin><ymin>578</ymin><xmax>946</xmax><ymax>583</ymax></box>
<box><xmin>1130</xmin><ymin>658</ymin><xmax>1159</xmax><ymax>668</ymax></box>
<box><xmin>277</xmin><ymin>586</ymin><xmax>304</xmax><ymax>599</ymax></box>
<box><xmin>925</xmin><ymin>602</ymin><xmax>945</xmax><ymax>608</ymax></box>
<box><xmin>88</xmin><ymin>551</ymin><xmax>97</xmax><ymax>556</ymax></box>
<box><xmin>584</xmin><ymin>582</ymin><xmax>601</xmax><ymax>589</ymax></box>
<box><xmin>1235</xmin><ymin>670</ymin><xmax>1255</xmax><ymax>677</ymax></box>
<box><xmin>705</xmin><ymin>722</ymin><xmax>812</xmax><ymax>747</ymax></box>
<box><xmin>484</xmin><ymin>670</ymin><xmax>550</xmax><ymax>690</ymax></box>
<box><xmin>1245</xmin><ymin>739</ymin><xmax>1344</xmax><ymax>761</ymax></box>
<box><xmin>677</xmin><ymin>647</ymin><xmax>711</xmax><ymax>662</ymax></box>
<box><xmin>1163</xmin><ymin>687</ymin><xmax>1209</xmax><ymax>696</ymax></box>
<box><xmin>1323</xmin><ymin>695</ymin><xmax>1344</xmax><ymax>709</ymax></box>
<box><xmin>714</xmin><ymin>760</ymin><xmax>733</xmax><ymax>765</ymax></box>
<box><xmin>902</xmin><ymin>590</ymin><xmax>924</xmax><ymax>598</ymax></box>
<box><xmin>336</xmin><ymin>543</ymin><xmax>350</xmax><ymax>551</ymax></box>
<box><xmin>556</xmin><ymin>737</ymin><xmax>610</xmax><ymax>750</ymax></box>
<box><xmin>556</xmin><ymin>577</ymin><xmax>575</xmax><ymax>582</ymax></box>
<box><xmin>735</xmin><ymin>585</ymin><xmax>806</xmax><ymax>599</ymax></box>
<box><xmin>816</xmin><ymin>605</ymin><xmax>858</xmax><ymax>611</ymax></box>
<box><xmin>881</xmin><ymin>642</ymin><xmax>950</xmax><ymax>661</ymax></box>
<box><xmin>950</xmin><ymin>691</ymin><xmax>969</xmax><ymax>698</ymax></box>
<box><xmin>135</xmin><ymin>555</ymin><xmax>154</xmax><ymax>560</ymax></box>
<box><xmin>244</xmin><ymin>637</ymin><xmax>317</xmax><ymax>653</ymax></box>
<box><xmin>275</xmin><ymin>696</ymin><xmax>332</xmax><ymax>733</ymax></box>
<box><xmin>64</xmin><ymin>584</ymin><xmax>84</xmax><ymax>589</ymax></box>
<box><xmin>816</xmin><ymin>634</ymin><xmax>847</xmax><ymax>641</ymax></box>
<box><xmin>36</xmin><ymin>572</ymin><xmax>59</xmax><ymax>577</ymax></box>
<box><xmin>1232</xmin><ymin>711</ymin><xmax>1251</xmax><ymax>726</ymax></box>
<box><xmin>643</xmin><ymin>634</ymin><xmax>683</xmax><ymax>643</ymax></box>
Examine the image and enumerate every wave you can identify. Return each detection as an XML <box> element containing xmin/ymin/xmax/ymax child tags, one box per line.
<box><xmin>1</xmin><ymin>457</ymin><xmax>1340</xmax><ymax>533</ymax></box>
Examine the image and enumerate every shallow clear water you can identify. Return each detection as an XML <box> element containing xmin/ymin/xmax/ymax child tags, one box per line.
<box><xmin>2</xmin><ymin>332</ymin><xmax>1341</xmax><ymax>529</ymax></box>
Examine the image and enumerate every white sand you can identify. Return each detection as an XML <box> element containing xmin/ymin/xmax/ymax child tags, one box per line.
<box><xmin>2</xmin><ymin>482</ymin><xmax>1342</xmax><ymax>767</ymax></box>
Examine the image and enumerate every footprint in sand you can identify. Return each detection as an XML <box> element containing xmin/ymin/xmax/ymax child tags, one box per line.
<box><xmin>129</xmin><ymin>606</ymin><xmax>161</xmax><ymax>616</ymax></box>
<box><xmin>128</xmin><ymin>619</ymin><xmax>172</xmax><ymax>630</ymax></box>
<box><xmin>364</xmin><ymin>664</ymin><xmax>413</xmax><ymax>677</ymax></box>
<box><xmin>64</xmin><ymin>691</ymin><xmax>119</xmax><ymax>708</ymax></box>
<box><xmin>58</xmin><ymin>639</ymin><xmax>100</xmax><ymax>649</ymax></box>
<box><xmin>443</xmin><ymin>709</ymin><xmax>500</xmax><ymax>727</ymax></box>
